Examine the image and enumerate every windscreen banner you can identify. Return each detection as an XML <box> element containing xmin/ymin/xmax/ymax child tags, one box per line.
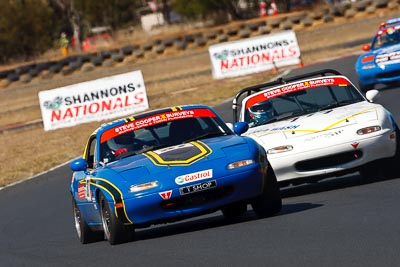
<box><xmin>208</xmin><ymin>30</ymin><xmax>301</xmax><ymax>80</ymax></box>
<box><xmin>38</xmin><ymin>70</ymin><xmax>149</xmax><ymax>131</ymax></box>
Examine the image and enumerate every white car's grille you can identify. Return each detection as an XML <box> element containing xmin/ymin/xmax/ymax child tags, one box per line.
<box><xmin>295</xmin><ymin>150</ymin><xmax>363</xmax><ymax>172</ymax></box>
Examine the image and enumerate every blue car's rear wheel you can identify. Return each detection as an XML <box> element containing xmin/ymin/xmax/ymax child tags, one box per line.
<box><xmin>99</xmin><ymin>192</ymin><xmax>135</xmax><ymax>245</ymax></box>
<box><xmin>251</xmin><ymin>165</ymin><xmax>282</xmax><ymax>218</ymax></box>
<box><xmin>72</xmin><ymin>198</ymin><xmax>103</xmax><ymax>244</ymax></box>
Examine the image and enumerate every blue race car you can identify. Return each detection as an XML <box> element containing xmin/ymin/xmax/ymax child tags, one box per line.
<box><xmin>355</xmin><ymin>17</ymin><xmax>400</xmax><ymax>91</ymax></box>
<box><xmin>70</xmin><ymin>105</ymin><xmax>281</xmax><ymax>245</ymax></box>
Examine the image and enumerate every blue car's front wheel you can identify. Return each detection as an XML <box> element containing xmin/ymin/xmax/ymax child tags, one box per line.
<box><xmin>99</xmin><ymin>192</ymin><xmax>135</xmax><ymax>245</ymax></box>
<box><xmin>72</xmin><ymin>198</ymin><xmax>103</xmax><ymax>244</ymax></box>
<box><xmin>251</xmin><ymin>166</ymin><xmax>282</xmax><ymax>218</ymax></box>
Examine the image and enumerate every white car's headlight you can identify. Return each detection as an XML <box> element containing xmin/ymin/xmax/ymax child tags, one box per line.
<box><xmin>357</xmin><ymin>126</ymin><xmax>381</xmax><ymax>135</ymax></box>
<box><xmin>227</xmin><ymin>159</ymin><xmax>254</xmax><ymax>169</ymax></box>
<box><xmin>267</xmin><ymin>145</ymin><xmax>293</xmax><ymax>154</ymax></box>
<box><xmin>129</xmin><ymin>181</ymin><xmax>159</xmax><ymax>193</ymax></box>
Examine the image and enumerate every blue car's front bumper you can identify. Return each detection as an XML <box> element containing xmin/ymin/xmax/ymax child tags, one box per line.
<box><xmin>357</xmin><ymin>61</ymin><xmax>400</xmax><ymax>87</ymax></box>
<box><xmin>121</xmin><ymin>168</ymin><xmax>265</xmax><ymax>226</ymax></box>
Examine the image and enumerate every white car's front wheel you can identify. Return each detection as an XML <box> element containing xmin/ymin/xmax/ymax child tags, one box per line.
<box><xmin>360</xmin><ymin>126</ymin><xmax>400</xmax><ymax>180</ymax></box>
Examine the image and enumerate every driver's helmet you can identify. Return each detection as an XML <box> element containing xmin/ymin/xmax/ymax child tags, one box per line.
<box><xmin>248</xmin><ymin>101</ymin><xmax>274</xmax><ymax>125</ymax></box>
<box><xmin>107</xmin><ymin>132</ymin><xmax>136</xmax><ymax>156</ymax></box>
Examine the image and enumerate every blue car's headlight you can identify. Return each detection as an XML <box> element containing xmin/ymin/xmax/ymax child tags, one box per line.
<box><xmin>227</xmin><ymin>159</ymin><xmax>254</xmax><ymax>170</ymax></box>
<box><xmin>129</xmin><ymin>181</ymin><xmax>159</xmax><ymax>192</ymax></box>
<box><xmin>361</xmin><ymin>64</ymin><xmax>375</xmax><ymax>70</ymax></box>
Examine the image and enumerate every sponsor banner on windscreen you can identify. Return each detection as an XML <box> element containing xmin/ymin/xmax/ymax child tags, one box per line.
<box><xmin>208</xmin><ymin>30</ymin><xmax>301</xmax><ymax>80</ymax></box>
<box><xmin>38</xmin><ymin>70</ymin><xmax>149</xmax><ymax>131</ymax></box>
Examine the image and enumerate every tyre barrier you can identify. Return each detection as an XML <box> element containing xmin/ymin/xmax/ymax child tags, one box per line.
<box><xmin>90</xmin><ymin>55</ymin><xmax>103</xmax><ymax>66</ymax></box>
<box><xmin>15</xmin><ymin>64</ymin><xmax>35</xmax><ymax>75</ymax></box>
<box><xmin>247</xmin><ymin>21</ymin><xmax>266</xmax><ymax>31</ymax></box>
<box><xmin>7</xmin><ymin>72</ymin><xmax>19</xmax><ymax>82</ymax></box>
<box><xmin>121</xmin><ymin>45</ymin><xmax>137</xmax><ymax>55</ymax></box>
<box><xmin>111</xmin><ymin>53</ymin><xmax>124</xmax><ymax>62</ymax></box>
<box><xmin>142</xmin><ymin>40</ymin><xmax>155</xmax><ymax>51</ymax></box>
<box><xmin>217</xmin><ymin>34</ymin><xmax>228</xmax><ymax>43</ymax></box>
<box><xmin>1</xmin><ymin>0</ymin><xmax>396</xmax><ymax>88</ymax></box>
<box><xmin>154</xmin><ymin>44</ymin><xmax>166</xmax><ymax>54</ymax></box>
<box><xmin>184</xmin><ymin>34</ymin><xmax>198</xmax><ymax>43</ymax></box>
<box><xmin>174</xmin><ymin>39</ymin><xmax>187</xmax><ymax>50</ymax></box>
<box><xmin>20</xmin><ymin>74</ymin><xmax>32</xmax><ymax>83</ymax></box>
<box><xmin>204</xmin><ymin>30</ymin><xmax>219</xmax><ymax>40</ymax></box>
<box><xmin>28</xmin><ymin>67</ymin><xmax>40</xmax><ymax>77</ymax></box>
<box><xmin>80</xmin><ymin>53</ymin><xmax>94</xmax><ymax>63</ymax></box>
<box><xmin>375</xmin><ymin>0</ymin><xmax>390</xmax><ymax>8</ymax></box>
<box><xmin>194</xmin><ymin>36</ymin><xmax>207</xmax><ymax>46</ymax></box>
<box><xmin>0</xmin><ymin>69</ymin><xmax>13</xmax><ymax>79</ymax></box>
<box><xmin>99</xmin><ymin>50</ymin><xmax>113</xmax><ymax>59</ymax></box>
<box><xmin>289</xmin><ymin>13</ymin><xmax>306</xmax><ymax>24</ymax></box>
<box><xmin>133</xmin><ymin>48</ymin><xmax>145</xmax><ymax>58</ymax></box>
<box><xmin>279</xmin><ymin>21</ymin><xmax>293</xmax><ymax>30</ymax></box>
<box><xmin>225</xmin><ymin>26</ymin><xmax>239</xmax><ymax>36</ymax></box>
<box><xmin>238</xmin><ymin>28</ymin><xmax>251</xmax><ymax>38</ymax></box>
<box><xmin>48</xmin><ymin>63</ymin><xmax>63</xmax><ymax>74</ymax></box>
<box><xmin>161</xmin><ymin>37</ymin><xmax>177</xmax><ymax>47</ymax></box>
<box><xmin>354</xmin><ymin>0</ymin><xmax>370</xmax><ymax>11</ymax></box>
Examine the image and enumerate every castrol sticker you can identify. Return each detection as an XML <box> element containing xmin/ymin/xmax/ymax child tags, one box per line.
<box><xmin>175</xmin><ymin>169</ymin><xmax>213</xmax><ymax>185</ymax></box>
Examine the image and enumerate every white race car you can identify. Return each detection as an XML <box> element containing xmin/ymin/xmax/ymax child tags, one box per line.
<box><xmin>232</xmin><ymin>69</ymin><xmax>399</xmax><ymax>186</ymax></box>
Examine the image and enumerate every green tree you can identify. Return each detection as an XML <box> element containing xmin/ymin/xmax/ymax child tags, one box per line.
<box><xmin>0</xmin><ymin>0</ymin><xmax>54</xmax><ymax>63</ymax></box>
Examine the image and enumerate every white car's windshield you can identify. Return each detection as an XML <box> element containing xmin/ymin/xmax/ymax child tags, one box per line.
<box><xmin>244</xmin><ymin>77</ymin><xmax>364</xmax><ymax>128</ymax></box>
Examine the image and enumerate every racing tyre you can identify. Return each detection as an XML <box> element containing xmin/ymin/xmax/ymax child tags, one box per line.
<box><xmin>222</xmin><ymin>201</ymin><xmax>247</xmax><ymax>220</ymax></box>
<box><xmin>359</xmin><ymin>161</ymin><xmax>384</xmax><ymax>180</ymax></box>
<box><xmin>251</xmin><ymin>166</ymin><xmax>282</xmax><ymax>218</ymax></box>
<box><xmin>99</xmin><ymin>192</ymin><xmax>134</xmax><ymax>245</ymax></box>
<box><xmin>382</xmin><ymin>126</ymin><xmax>400</xmax><ymax>178</ymax></box>
<box><xmin>360</xmin><ymin>126</ymin><xmax>400</xmax><ymax>180</ymax></box>
<box><xmin>72</xmin><ymin>198</ymin><xmax>103</xmax><ymax>244</ymax></box>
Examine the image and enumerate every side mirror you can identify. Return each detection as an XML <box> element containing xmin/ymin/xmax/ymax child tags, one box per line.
<box><xmin>70</xmin><ymin>158</ymin><xmax>88</xmax><ymax>172</ymax></box>
<box><xmin>233</xmin><ymin>122</ymin><xmax>249</xmax><ymax>135</ymax></box>
<box><xmin>365</xmin><ymin>89</ymin><xmax>380</xmax><ymax>102</ymax></box>
<box><xmin>362</xmin><ymin>44</ymin><xmax>371</xmax><ymax>51</ymax></box>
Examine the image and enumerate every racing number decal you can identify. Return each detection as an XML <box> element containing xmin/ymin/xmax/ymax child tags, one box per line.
<box><xmin>144</xmin><ymin>141</ymin><xmax>212</xmax><ymax>166</ymax></box>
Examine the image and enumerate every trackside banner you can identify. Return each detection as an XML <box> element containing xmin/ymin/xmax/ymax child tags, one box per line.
<box><xmin>208</xmin><ymin>30</ymin><xmax>301</xmax><ymax>79</ymax></box>
<box><xmin>38</xmin><ymin>70</ymin><xmax>149</xmax><ymax>131</ymax></box>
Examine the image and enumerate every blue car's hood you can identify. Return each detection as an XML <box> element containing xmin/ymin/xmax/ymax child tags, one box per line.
<box><xmin>99</xmin><ymin>135</ymin><xmax>251</xmax><ymax>186</ymax></box>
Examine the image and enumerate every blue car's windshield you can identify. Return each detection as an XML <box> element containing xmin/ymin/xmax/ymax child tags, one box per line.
<box><xmin>99</xmin><ymin>108</ymin><xmax>232</xmax><ymax>163</ymax></box>
<box><xmin>372</xmin><ymin>27</ymin><xmax>400</xmax><ymax>49</ymax></box>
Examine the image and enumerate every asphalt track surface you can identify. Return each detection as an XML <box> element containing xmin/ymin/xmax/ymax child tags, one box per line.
<box><xmin>1</xmin><ymin>55</ymin><xmax>400</xmax><ymax>267</ymax></box>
